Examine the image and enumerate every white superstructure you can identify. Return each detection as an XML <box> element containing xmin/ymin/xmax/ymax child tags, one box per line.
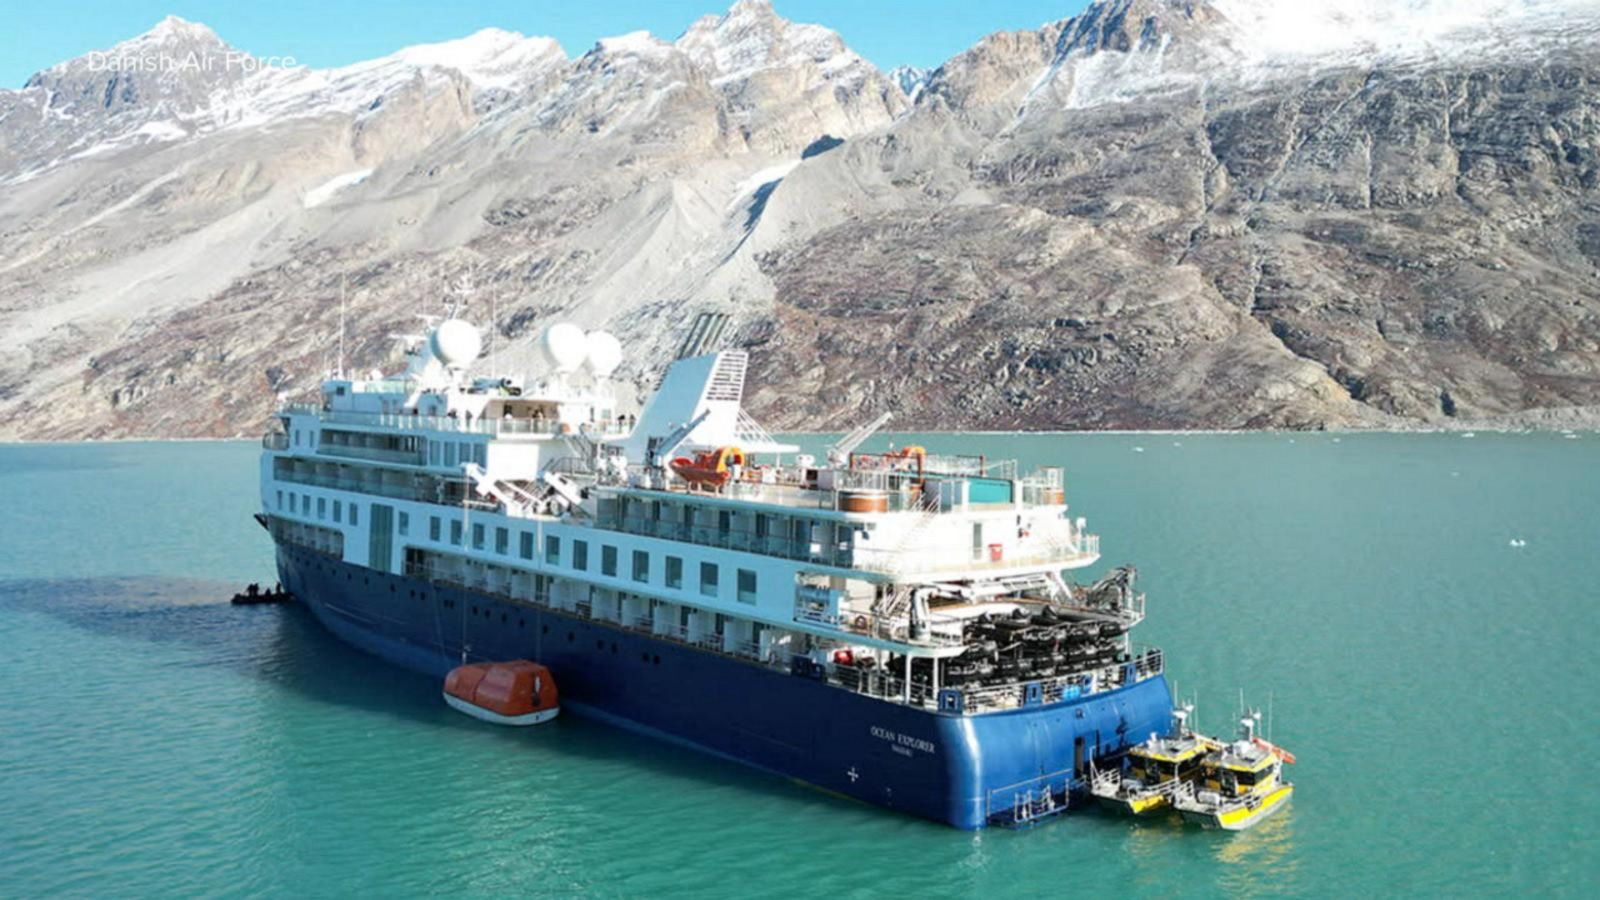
<box><xmin>260</xmin><ymin>319</ymin><xmax>1155</xmax><ymax>712</ymax></box>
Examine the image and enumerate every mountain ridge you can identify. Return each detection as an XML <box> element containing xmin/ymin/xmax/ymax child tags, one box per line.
<box><xmin>1</xmin><ymin>0</ymin><xmax>1597</xmax><ymax>439</ymax></box>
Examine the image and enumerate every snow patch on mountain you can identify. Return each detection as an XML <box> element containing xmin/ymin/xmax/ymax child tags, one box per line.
<box><xmin>1212</xmin><ymin>0</ymin><xmax>1600</xmax><ymax>66</ymax></box>
<box><xmin>1040</xmin><ymin>0</ymin><xmax>1600</xmax><ymax>110</ymax></box>
<box><xmin>388</xmin><ymin>29</ymin><xmax>564</xmax><ymax>91</ymax></box>
<box><xmin>302</xmin><ymin>168</ymin><xmax>374</xmax><ymax>208</ymax></box>
<box><xmin>595</xmin><ymin>31</ymin><xmax>678</xmax><ymax>62</ymax></box>
<box><xmin>677</xmin><ymin>0</ymin><xmax>869</xmax><ymax>86</ymax></box>
<box><xmin>889</xmin><ymin>66</ymin><xmax>930</xmax><ymax>101</ymax></box>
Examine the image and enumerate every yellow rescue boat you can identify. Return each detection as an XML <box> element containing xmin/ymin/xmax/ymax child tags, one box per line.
<box><xmin>1091</xmin><ymin>703</ymin><xmax>1217</xmax><ymax>816</ymax></box>
<box><xmin>1173</xmin><ymin>710</ymin><xmax>1294</xmax><ymax>831</ymax></box>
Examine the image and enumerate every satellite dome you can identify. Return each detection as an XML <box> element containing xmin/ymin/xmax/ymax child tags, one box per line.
<box><xmin>585</xmin><ymin>331</ymin><xmax>623</xmax><ymax>378</ymax></box>
<box><xmin>430</xmin><ymin>319</ymin><xmax>482</xmax><ymax>368</ymax></box>
<box><xmin>540</xmin><ymin>322</ymin><xmax>588</xmax><ymax>373</ymax></box>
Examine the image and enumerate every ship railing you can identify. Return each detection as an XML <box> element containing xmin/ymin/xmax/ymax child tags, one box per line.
<box><xmin>284</xmin><ymin>405</ymin><xmax>631</xmax><ymax>439</ymax></box>
<box><xmin>848</xmin><ymin>541</ymin><xmax>1098</xmax><ymax>577</ymax></box>
<box><xmin>395</xmin><ymin>560</ymin><xmax>784</xmax><ymax>669</ymax></box>
<box><xmin>655</xmin><ymin>623</ymin><xmax>691</xmax><ymax>642</ymax></box>
<box><xmin>691</xmin><ymin>633</ymin><xmax>726</xmax><ymax>653</ymax></box>
<box><xmin>728</xmin><ymin>639</ymin><xmax>764</xmax><ymax>661</ymax></box>
<box><xmin>792</xmin><ymin>601</ymin><xmax>964</xmax><ymax>648</ymax></box>
<box><xmin>315</xmin><ymin>444</ymin><xmax>424</xmax><ymax>466</ymax></box>
<box><xmin>601</xmin><ymin>508</ymin><xmax>1096</xmax><ymax>578</ymax></box>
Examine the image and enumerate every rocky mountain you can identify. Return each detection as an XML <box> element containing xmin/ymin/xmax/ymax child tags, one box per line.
<box><xmin>2</xmin><ymin>0</ymin><xmax>1598</xmax><ymax>439</ymax></box>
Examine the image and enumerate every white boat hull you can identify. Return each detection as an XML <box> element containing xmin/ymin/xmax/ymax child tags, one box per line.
<box><xmin>443</xmin><ymin>692</ymin><xmax>560</xmax><ymax>726</ymax></box>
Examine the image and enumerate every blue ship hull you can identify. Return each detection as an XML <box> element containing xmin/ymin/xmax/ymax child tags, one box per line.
<box><xmin>277</xmin><ymin>541</ymin><xmax>1173</xmax><ymax>829</ymax></box>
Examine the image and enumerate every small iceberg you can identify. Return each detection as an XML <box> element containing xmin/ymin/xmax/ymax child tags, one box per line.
<box><xmin>1508</xmin><ymin>539</ymin><xmax>1527</xmax><ymax>548</ymax></box>
<box><xmin>1132</xmin><ymin>446</ymin><xmax>1145</xmax><ymax>453</ymax></box>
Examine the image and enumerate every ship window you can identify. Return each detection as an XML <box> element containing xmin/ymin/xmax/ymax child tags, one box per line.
<box><xmin>317</xmin><ymin>497</ymin><xmax>326</xmax><ymax>519</ymax></box>
<box><xmin>302</xmin><ymin>494</ymin><xmax>311</xmax><ymax>515</ymax></box>
<box><xmin>289</xmin><ymin>494</ymin><xmax>297</xmax><ymax>513</ymax></box>
<box><xmin>450</xmin><ymin>520</ymin><xmax>463</xmax><ymax>546</ymax></box>
<box><xmin>429</xmin><ymin>442</ymin><xmax>440</xmax><ymax>466</ymax></box>
<box><xmin>276</xmin><ymin>490</ymin><xmax>283</xmax><ymax>510</ymax></box>
<box><xmin>398</xmin><ymin>512</ymin><xmax>409</xmax><ymax>536</ymax></box>
<box><xmin>601</xmin><ymin>546</ymin><xmax>618</xmax><ymax>577</ymax></box>
<box><xmin>545</xmin><ymin>535</ymin><xmax>560</xmax><ymax>565</ymax></box>
<box><xmin>665</xmin><ymin>556</ymin><xmax>683</xmax><ymax>589</ymax></box>
<box><xmin>737</xmin><ymin>569</ymin><xmax>757</xmax><ymax>605</ymax></box>
<box><xmin>718</xmin><ymin>510</ymin><xmax>731</xmax><ymax>533</ymax></box>
<box><xmin>430</xmin><ymin>516</ymin><xmax>441</xmax><ymax>542</ymax></box>
<box><xmin>755</xmin><ymin>514</ymin><xmax>768</xmax><ymax>538</ymax></box>
<box><xmin>495</xmin><ymin>527</ymin><xmax>509</xmax><ymax>555</ymax></box>
<box><xmin>472</xmin><ymin>523</ymin><xmax>485</xmax><ymax>550</ymax></box>
<box><xmin>333</xmin><ymin>500</ymin><xmax>342</xmax><ymax>523</ymax></box>
<box><xmin>350</xmin><ymin>504</ymin><xmax>358</xmax><ymax>527</ymax></box>
<box><xmin>699</xmin><ymin>563</ymin><xmax>719</xmax><ymax>597</ymax></box>
<box><xmin>520</xmin><ymin>532</ymin><xmax>534</xmax><ymax>560</ymax></box>
<box><xmin>445</xmin><ymin>444</ymin><xmax>457</xmax><ymax>467</ymax></box>
<box><xmin>573</xmin><ymin>541</ymin><xmax>589</xmax><ymax>571</ymax></box>
<box><xmin>632</xmin><ymin>550</ymin><xmax>649</xmax><ymax>583</ymax></box>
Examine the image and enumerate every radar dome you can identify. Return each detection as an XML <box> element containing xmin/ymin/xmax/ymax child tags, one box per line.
<box><xmin>585</xmin><ymin>331</ymin><xmax>623</xmax><ymax>378</ymax></box>
<box><xmin>430</xmin><ymin>319</ymin><xmax>482</xmax><ymax>368</ymax></box>
<box><xmin>540</xmin><ymin>322</ymin><xmax>588</xmax><ymax>373</ymax></box>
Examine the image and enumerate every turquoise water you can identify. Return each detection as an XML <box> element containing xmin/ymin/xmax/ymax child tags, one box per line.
<box><xmin>1</xmin><ymin>435</ymin><xmax>1596</xmax><ymax>897</ymax></box>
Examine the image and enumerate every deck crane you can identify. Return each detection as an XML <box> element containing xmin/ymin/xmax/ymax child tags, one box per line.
<box><xmin>647</xmin><ymin>409</ymin><xmax>712</xmax><ymax>470</ymax></box>
<box><xmin>827</xmin><ymin>412</ymin><xmax>893</xmax><ymax>468</ymax></box>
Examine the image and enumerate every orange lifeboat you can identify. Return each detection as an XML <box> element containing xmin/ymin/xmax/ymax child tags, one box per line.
<box><xmin>443</xmin><ymin>660</ymin><xmax>559</xmax><ymax>726</ymax></box>
<box><xmin>670</xmin><ymin>445</ymin><xmax>746</xmax><ymax>488</ymax></box>
<box><xmin>888</xmin><ymin>445</ymin><xmax>927</xmax><ymax>471</ymax></box>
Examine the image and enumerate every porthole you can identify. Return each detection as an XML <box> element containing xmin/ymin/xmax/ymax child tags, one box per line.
<box><xmin>542</xmin><ymin>624</ymin><xmax>549</xmax><ymax>635</ymax></box>
<box><xmin>610</xmin><ymin>642</ymin><xmax>618</xmax><ymax>654</ymax></box>
<box><xmin>653</xmin><ymin>655</ymin><xmax>661</xmax><ymax>665</ymax></box>
<box><xmin>596</xmin><ymin>640</ymin><xmax>605</xmax><ymax>651</ymax></box>
<box><xmin>567</xmin><ymin>631</ymin><xmax>575</xmax><ymax>643</ymax></box>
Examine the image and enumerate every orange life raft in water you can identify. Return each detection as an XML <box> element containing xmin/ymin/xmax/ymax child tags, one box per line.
<box><xmin>443</xmin><ymin>660</ymin><xmax>559</xmax><ymax>726</ymax></box>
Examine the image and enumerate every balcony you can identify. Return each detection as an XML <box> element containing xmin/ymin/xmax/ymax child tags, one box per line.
<box><xmin>285</xmin><ymin>404</ymin><xmax>630</xmax><ymax>439</ymax></box>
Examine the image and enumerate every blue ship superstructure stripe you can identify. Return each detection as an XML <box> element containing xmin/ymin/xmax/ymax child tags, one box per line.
<box><xmin>277</xmin><ymin>541</ymin><xmax>1174</xmax><ymax>829</ymax></box>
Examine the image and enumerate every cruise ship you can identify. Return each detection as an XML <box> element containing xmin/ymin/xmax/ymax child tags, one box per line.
<box><xmin>258</xmin><ymin>318</ymin><xmax>1173</xmax><ymax>829</ymax></box>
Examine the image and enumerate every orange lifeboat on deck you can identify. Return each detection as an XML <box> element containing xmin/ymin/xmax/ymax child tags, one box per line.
<box><xmin>670</xmin><ymin>446</ymin><xmax>746</xmax><ymax>488</ymax></box>
<box><xmin>443</xmin><ymin>660</ymin><xmax>559</xmax><ymax>726</ymax></box>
